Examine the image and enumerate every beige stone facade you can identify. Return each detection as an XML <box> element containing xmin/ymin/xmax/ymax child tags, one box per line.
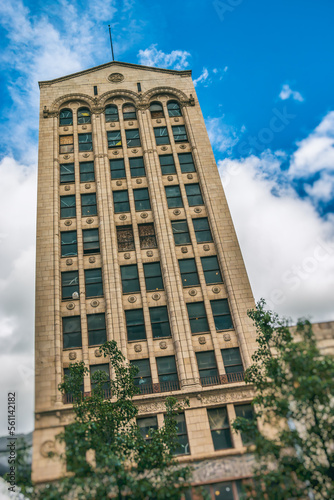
<box><xmin>33</xmin><ymin>61</ymin><xmax>258</xmax><ymax>496</ymax></box>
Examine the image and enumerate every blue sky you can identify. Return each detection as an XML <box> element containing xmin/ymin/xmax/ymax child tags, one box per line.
<box><xmin>0</xmin><ymin>0</ymin><xmax>334</xmax><ymax>433</ymax></box>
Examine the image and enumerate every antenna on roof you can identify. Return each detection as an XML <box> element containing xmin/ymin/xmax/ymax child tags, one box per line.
<box><xmin>108</xmin><ymin>25</ymin><xmax>115</xmax><ymax>62</ymax></box>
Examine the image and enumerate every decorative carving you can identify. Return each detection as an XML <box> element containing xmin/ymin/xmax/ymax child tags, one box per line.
<box><xmin>174</xmin><ymin>117</ymin><xmax>179</xmax><ymax>122</ymax></box>
<box><xmin>40</xmin><ymin>440</ymin><xmax>56</xmax><ymax>458</ymax></box>
<box><xmin>91</xmin><ymin>300</ymin><xmax>99</xmax><ymax>307</ymax></box>
<box><xmin>192</xmin><ymin>454</ymin><xmax>255</xmax><ymax>484</ymax></box>
<box><xmin>187</xmin><ymin>173</ymin><xmax>193</xmax><ymax>179</ymax></box>
<box><xmin>203</xmin><ymin>244</ymin><xmax>210</xmax><ymax>251</ymax></box>
<box><xmin>82</xmin><ymin>153</ymin><xmax>90</xmax><ymax>158</ymax></box>
<box><xmin>69</xmin><ymin>351</ymin><xmax>77</xmax><ymax>360</ymax></box>
<box><xmin>128</xmin><ymin>121</ymin><xmax>134</xmax><ymax>126</ymax></box>
<box><xmin>82</xmin><ymin>125</ymin><xmax>87</xmax><ymax>130</ymax></box>
<box><xmin>152</xmin><ymin>293</ymin><xmax>161</xmax><ymax>301</ymax></box>
<box><xmin>156</xmin><ymin>119</ymin><xmax>162</xmax><ymax>124</ymax></box>
<box><xmin>136</xmin><ymin>178</ymin><xmax>142</xmax><ymax>184</ymax></box>
<box><xmin>159</xmin><ymin>341</ymin><xmax>167</xmax><ymax>349</ymax></box>
<box><xmin>173</xmin><ymin>209</ymin><xmax>181</xmax><ymax>215</ymax></box>
<box><xmin>119</xmin><ymin>214</ymin><xmax>127</xmax><ymax>220</ymax></box>
<box><xmin>110</xmin><ymin>122</ymin><xmax>115</xmax><ymax>127</ymax></box>
<box><xmin>201</xmin><ymin>390</ymin><xmax>254</xmax><ymax>406</ymax></box>
<box><xmin>161</xmin><ymin>146</ymin><xmax>168</xmax><ymax>151</ymax></box>
<box><xmin>140</xmin><ymin>212</ymin><xmax>148</xmax><ymax>219</ymax></box>
<box><xmin>85</xmin><ymin>183</ymin><xmax>91</xmax><ymax>189</ymax></box>
<box><xmin>112</xmin><ymin>150</ymin><xmax>119</xmax><ymax>155</ymax></box>
<box><xmin>64</xmin><ymin>220</ymin><xmax>72</xmax><ymax>226</ymax></box>
<box><xmin>63</xmin><ymin>126</ymin><xmax>69</xmax><ymax>131</ymax></box>
<box><xmin>128</xmin><ymin>295</ymin><xmax>137</xmax><ymax>303</ymax></box>
<box><xmin>146</xmin><ymin>250</ymin><xmax>153</xmax><ymax>257</ymax></box>
<box><xmin>95</xmin><ymin>349</ymin><xmax>102</xmax><ymax>357</ymax></box>
<box><xmin>198</xmin><ymin>336</ymin><xmax>206</xmax><ymax>345</ymax></box>
<box><xmin>194</xmin><ymin>207</ymin><xmax>202</xmax><ymax>214</ymax></box>
<box><xmin>179</xmin><ymin>145</ymin><xmax>187</xmax><ymax>149</ymax></box>
<box><xmin>124</xmin><ymin>253</ymin><xmax>131</xmax><ymax>259</ymax></box>
<box><xmin>116</xmin><ymin>180</ymin><xmax>123</xmax><ymax>186</ymax></box>
<box><xmin>134</xmin><ymin>344</ymin><xmax>142</xmax><ymax>353</ymax></box>
<box><xmin>138</xmin><ymin>402</ymin><xmax>166</xmax><ymax>414</ymax></box>
<box><xmin>108</xmin><ymin>73</ymin><xmax>124</xmax><ymax>83</ymax></box>
<box><xmin>89</xmin><ymin>256</ymin><xmax>96</xmax><ymax>264</ymax></box>
<box><xmin>86</xmin><ymin>218</ymin><xmax>94</xmax><ymax>224</ymax></box>
<box><xmin>66</xmin><ymin>258</ymin><xmax>73</xmax><ymax>266</ymax></box>
<box><xmin>63</xmin><ymin>155</ymin><xmax>70</xmax><ymax>160</ymax></box>
<box><xmin>167</xmin><ymin>176</ymin><xmax>173</xmax><ymax>181</ymax></box>
<box><xmin>212</xmin><ymin>286</ymin><xmax>221</xmax><ymax>294</ymax></box>
<box><xmin>223</xmin><ymin>333</ymin><xmax>231</xmax><ymax>341</ymax></box>
<box><xmin>131</xmin><ymin>149</ymin><xmax>138</xmax><ymax>154</ymax></box>
<box><xmin>181</xmin><ymin>247</ymin><xmax>188</xmax><ymax>253</ymax></box>
<box><xmin>66</xmin><ymin>303</ymin><xmax>75</xmax><ymax>311</ymax></box>
<box><xmin>189</xmin><ymin>289</ymin><xmax>197</xmax><ymax>296</ymax></box>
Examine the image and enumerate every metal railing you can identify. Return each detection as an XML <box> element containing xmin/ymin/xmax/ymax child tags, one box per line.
<box><xmin>63</xmin><ymin>388</ymin><xmax>112</xmax><ymax>404</ymax></box>
<box><xmin>200</xmin><ymin>372</ymin><xmax>245</xmax><ymax>387</ymax></box>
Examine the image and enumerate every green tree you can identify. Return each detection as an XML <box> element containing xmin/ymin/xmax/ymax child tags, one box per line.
<box><xmin>233</xmin><ymin>299</ymin><xmax>334</xmax><ymax>500</ymax></box>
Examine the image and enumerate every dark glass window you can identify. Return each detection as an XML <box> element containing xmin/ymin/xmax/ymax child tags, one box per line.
<box><xmin>61</xmin><ymin>231</ymin><xmax>77</xmax><ymax>257</ymax></box>
<box><xmin>117</xmin><ymin>225</ymin><xmax>135</xmax><ymax>251</ymax></box>
<box><xmin>60</xmin><ymin>163</ymin><xmax>74</xmax><ymax>184</ymax></box>
<box><xmin>143</xmin><ymin>262</ymin><xmax>164</xmax><ymax>291</ymax></box>
<box><xmin>178</xmin><ymin>153</ymin><xmax>195</xmax><ymax>173</ymax></box>
<box><xmin>187</xmin><ymin>302</ymin><xmax>209</xmax><ymax>334</ymax></box>
<box><xmin>196</xmin><ymin>351</ymin><xmax>219</xmax><ymax>386</ymax></box>
<box><xmin>150</xmin><ymin>102</ymin><xmax>164</xmax><ymax>118</ymax></box>
<box><xmin>137</xmin><ymin>416</ymin><xmax>158</xmax><ymax>440</ymax></box>
<box><xmin>167</xmin><ymin>101</ymin><xmax>182</xmax><ymax>117</ymax></box>
<box><xmin>221</xmin><ymin>348</ymin><xmax>243</xmax><ymax>379</ymax></box>
<box><xmin>171</xmin><ymin>220</ymin><xmax>191</xmax><ymax>245</ymax></box>
<box><xmin>201</xmin><ymin>256</ymin><xmax>223</xmax><ymax>284</ymax></box>
<box><xmin>78</xmin><ymin>133</ymin><xmax>93</xmax><ymax>152</ymax></box>
<box><xmin>154</xmin><ymin>127</ymin><xmax>170</xmax><ymax>145</ymax></box>
<box><xmin>172</xmin><ymin>125</ymin><xmax>188</xmax><ymax>143</ymax></box>
<box><xmin>113</xmin><ymin>190</ymin><xmax>130</xmax><ymax>213</ymax></box>
<box><xmin>149</xmin><ymin>306</ymin><xmax>171</xmax><ymax>338</ymax></box>
<box><xmin>174</xmin><ymin>414</ymin><xmax>189</xmax><ymax>455</ymax></box>
<box><xmin>77</xmin><ymin>107</ymin><xmax>91</xmax><ymax>124</ymax></box>
<box><xmin>234</xmin><ymin>404</ymin><xmax>255</xmax><ymax>445</ymax></box>
<box><xmin>90</xmin><ymin>363</ymin><xmax>110</xmax><ymax>392</ymax></box>
<box><xmin>165</xmin><ymin>185</ymin><xmax>183</xmax><ymax>208</ymax></box>
<box><xmin>60</xmin><ymin>195</ymin><xmax>76</xmax><ymax>219</ymax></box>
<box><xmin>59</xmin><ymin>135</ymin><xmax>74</xmax><ymax>154</ymax></box>
<box><xmin>138</xmin><ymin>223</ymin><xmax>157</xmax><ymax>249</ymax></box>
<box><xmin>59</xmin><ymin>109</ymin><xmax>73</xmax><ymax>126</ymax></box>
<box><xmin>193</xmin><ymin>217</ymin><xmax>213</xmax><ymax>243</ymax></box>
<box><xmin>63</xmin><ymin>316</ymin><xmax>81</xmax><ymax>349</ymax></box>
<box><xmin>83</xmin><ymin>228</ymin><xmax>99</xmax><ymax>254</ymax></box>
<box><xmin>80</xmin><ymin>161</ymin><xmax>95</xmax><ymax>182</ymax></box>
<box><xmin>110</xmin><ymin>158</ymin><xmax>126</xmax><ymax>179</ymax></box>
<box><xmin>131</xmin><ymin>359</ymin><xmax>152</xmax><ymax>393</ymax></box>
<box><xmin>87</xmin><ymin>313</ymin><xmax>107</xmax><ymax>346</ymax></box>
<box><xmin>179</xmin><ymin>258</ymin><xmax>199</xmax><ymax>287</ymax></box>
<box><xmin>125</xmin><ymin>309</ymin><xmax>146</xmax><ymax>341</ymax></box>
<box><xmin>134</xmin><ymin>188</ymin><xmax>151</xmax><ymax>211</ymax></box>
<box><xmin>185</xmin><ymin>183</ymin><xmax>204</xmax><ymax>206</ymax></box>
<box><xmin>126</xmin><ymin>129</ymin><xmax>141</xmax><ymax>147</ymax></box>
<box><xmin>211</xmin><ymin>299</ymin><xmax>233</xmax><ymax>331</ymax></box>
<box><xmin>107</xmin><ymin>130</ymin><xmax>122</xmax><ymax>148</ymax></box>
<box><xmin>85</xmin><ymin>268</ymin><xmax>103</xmax><ymax>297</ymax></box>
<box><xmin>123</xmin><ymin>103</ymin><xmax>136</xmax><ymax>120</ymax></box>
<box><xmin>208</xmin><ymin>407</ymin><xmax>232</xmax><ymax>450</ymax></box>
<box><xmin>81</xmin><ymin>193</ymin><xmax>97</xmax><ymax>216</ymax></box>
<box><xmin>156</xmin><ymin>356</ymin><xmax>179</xmax><ymax>392</ymax></box>
<box><xmin>105</xmin><ymin>104</ymin><xmax>119</xmax><ymax>122</ymax></box>
<box><xmin>159</xmin><ymin>154</ymin><xmax>176</xmax><ymax>175</ymax></box>
<box><xmin>129</xmin><ymin>157</ymin><xmax>145</xmax><ymax>177</ymax></box>
<box><xmin>121</xmin><ymin>264</ymin><xmax>140</xmax><ymax>294</ymax></box>
<box><xmin>61</xmin><ymin>271</ymin><xmax>79</xmax><ymax>300</ymax></box>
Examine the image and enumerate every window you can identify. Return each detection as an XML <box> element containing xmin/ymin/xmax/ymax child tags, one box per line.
<box><xmin>133</xmin><ymin>188</ymin><xmax>151</xmax><ymax>211</ymax></box>
<box><xmin>110</xmin><ymin>158</ymin><xmax>126</xmax><ymax>179</ymax></box>
<box><xmin>149</xmin><ymin>306</ymin><xmax>171</xmax><ymax>338</ymax></box>
<box><xmin>107</xmin><ymin>130</ymin><xmax>122</xmax><ymax>148</ymax></box>
<box><xmin>83</xmin><ymin>228</ymin><xmax>100</xmax><ymax>254</ymax></box>
<box><xmin>159</xmin><ymin>154</ymin><xmax>176</xmax><ymax>175</ymax></box>
<box><xmin>156</xmin><ymin>356</ymin><xmax>179</xmax><ymax>392</ymax></box>
<box><xmin>172</xmin><ymin>125</ymin><xmax>188</xmax><ymax>143</ymax></box>
<box><xmin>60</xmin><ymin>195</ymin><xmax>76</xmax><ymax>219</ymax></box>
<box><xmin>174</xmin><ymin>414</ymin><xmax>189</xmax><ymax>455</ymax></box>
<box><xmin>171</xmin><ymin>220</ymin><xmax>191</xmax><ymax>245</ymax></box>
<box><xmin>193</xmin><ymin>217</ymin><xmax>213</xmax><ymax>243</ymax></box>
<box><xmin>143</xmin><ymin>262</ymin><xmax>164</xmax><ymax>291</ymax></box>
<box><xmin>59</xmin><ymin>109</ymin><xmax>73</xmax><ymax>126</ymax></box>
<box><xmin>59</xmin><ymin>135</ymin><xmax>74</xmax><ymax>154</ymax></box>
<box><xmin>77</xmin><ymin>107</ymin><xmax>91</xmax><ymax>124</ymax></box>
<box><xmin>179</xmin><ymin>258</ymin><xmax>200</xmax><ymax>287</ymax></box>
<box><xmin>80</xmin><ymin>161</ymin><xmax>95</xmax><ymax>182</ymax></box>
<box><xmin>201</xmin><ymin>256</ymin><xmax>223</xmax><ymax>284</ymax></box>
<box><xmin>131</xmin><ymin>359</ymin><xmax>152</xmax><ymax>394</ymax></box>
<box><xmin>165</xmin><ymin>185</ymin><xmax>183</xmax><ymax>208</ymax></box>
<box><xmin>81</xmin><ymin>193</ymin><xmax>97</xmax><ymax>216</ymax></box>
<box><xmin>150</xmin><ymin>102</ymin><xmax>164</xmax><ymax>118</ymax></box>
<box><xmin>61</xmin><ymin>231</ymin><xmax>77</xmax><ymax>257</ymax></box>
<box><xmin>208</xmin><ymin>407</ymin><xmax>232</xmax><ymax>450</ymax></box>
<box><xmin>138</xmin><ymin>223</ymin><xmax>157</xmax><ymax>249</ymax></box>
<box><xmin>196</xmin><ymin>351</ymin><xmax>219</xmax><ymax>386</ymax></box>
<box><xmin>137</xmin><ymin>416</ymin><xmax>158</xmax><ymax>440</ymax></box>
<box><xmin>90</xmin><ymin>364</ymin><xmax>110</xmax><ymax>393</ymax></box>
<box><xmin>85</xmin><ymin>268</ymin><xmax>103</xmax><ymax>297</ymax></box>
<box><xmin>167</xmin><ymin>101</ymin><xmax>182</xmax><ymax>117</ymax></box>
<box><xmin>125</xmin><ymin>129</ymin><xmax>141</xmax><ymax>147</ymax></box>
<box><xmin>187</xmin><ymin>302</ymin><xmax>209</xmax><ymax>334</ymax></box>
<box><xmin>221</xmin><ymin>348</ymin><xmax>244</xmax><ymax>382</ymax></box>
<box><xmin>211</xmin><ymin>299</ymin><xmax>233</xmax><ymax>331</ymax></box>
<box><xmin>105</xmin><ymin>104</ymin><xmax>119</xmax><ymax>122</ymax></box>
<box><xmin>129</xmin><ymin>157</ymin><xmax>145</xmax><ymax>177</ymax></box>
<box><xmin>154</xmin><ymin>127</ymin><xmax>169</xmax><ymax>145</ymax></box>
<box><xmin>113</xmin><ymin>190</ymin><xmax>130</xmax><ymax>213</ymax></box>
<box><xmin>87</xmin><ymin>313</ymin><xmax>107</xmax><ymax>346</ymax></box>
<box><xmin>62</xmin><ymin>316</ymin><xmax>81</xmax><ymax>349</ymax></box>
<box><xmin>195</xmin><ymin>481</ymin><xmax>243</xmax><ymax>500</ymax></box>
<box><xmin>123</xmin><ymin>104</ymin><xmax>136</xmax><ymax>120</ymax></box>
<box><xmin>60</xmin><ymin>163</ymin><xmax>74</xmax><ymax>184</ymax></box>
<box><xmin>125</xmin><ymin>309</ymin><xmax>146</xmax><ymax>341</ymax></box>
<box><xmin>117</xmin><ymin>225</ymin><xmax>135</xmax><ymax>251</ymax></box>
<box><xmin>61</xmin><ymin>271</ymin><xmax>79</xmax><ymax>300</ymax></box>
<box><xmin>185</xmin><ymin>183</ymin><xmax>204</xmax><ymax>206</ymax></box>
<box><xmin>178</xmin><ymin>153</ymin><xmax>196</xmax><ymax>173</ymax></box>
<box><xmin>78</xmin><ymin>133</ymin><xmax>93</xmax><ymax>152</ymax></box>
<box><xmin>121</xmin><ymin>264</ymin><xmax>140</xmax><ymax>294</ymax></box>
<box><xmin>234</xmin><ymin>404</ymin><xmax>255</xmax><ymax>445</ymax></box>
<box><xmin>63</xmin><ymin>367</ymin><xmax>84</xmax><ymax>402</ymax></box>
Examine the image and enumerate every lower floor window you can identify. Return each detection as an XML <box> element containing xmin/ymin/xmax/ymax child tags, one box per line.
<box><xmin>186</xmin><ymin>480</ymin><xmax>247</xmax><ymax>500</ymax></box>
<box><xmin>207</xmin><ymin>407</ymin><xmax>232</xmax><ymax>450</ymax></box>
<box><xmin>174</xmin><ymin>413</ymin><xmax>190</xmax><ymax>455</ymax></box>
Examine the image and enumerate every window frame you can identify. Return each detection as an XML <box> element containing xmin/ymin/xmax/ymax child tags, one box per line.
<box><xmin>154</xmin><ymin>127</ymin><xmax>170</xmax><ymax>145</ymax></box>
<box><xmin>82</xmin><ymin>228</ymin><xmax>100</xmax><ymax>255</ymax></box>
<box><xmin>143</xmin><ymin>262</ymin><xmax>164</xmax><ymax>291</ymax></box>
<box><xmin>211</xmin><ymin>299</ymin><xmax>234</xmax><ymax>331</ymax></box>
<box><xmin>133</xmin><ymin>188</ymin><xmax>151</xmax><ymax>211</ymax></box>
<box><xmin>130</xmin><ymin>358</ymin><xmax>152</xmax><ymax>394</ymax></box>
<box><xmin>61</xmin><ymin>230</ymin><xmax>77</xmax><ymax>257</ymax></box>
<box><xmin>79</xmin><ymin>161</ymin><xmax>95</xmax><ymax>183</ymax></box>
<box><xmin>186</xmin><ymin>302</ymin><xmax>210</xmax><ymax>334</ymax></box>
<box><xmin>113</xmin><ymin>190</ymin><xmax>130</xmax><ymax>213</ymax></box>
<box><xmin>207</xmin><ymin>406</ymin><xmax>233</xmax><ymax>450</ymax></box>
<box><xmin>62</xmin><ymin>316</ymin><xmax>82</xmax><ymax>349</ymax></box>
<box><xmin>116</xmin><ymin>225</ymin><xmax>135</xmax><ymax>252</ymax></box>
<box><xmin>60</xmin><ymin>195</ymin><xmax>76</xmax><ymax>219</ymax></box>
<box><xmin>178</xmin><ymin>258</ymin><xmax>200</xmax><ymax>287</ymax></box>
<box><xmin>120</xmin><ymin>264</ymin><xmax>140</xmax><ymax>294</ymax></box>
<box><xmin>129</xmin><ymin>156</ymin><xmax>145</xmax><ymax>177</ymax></box>
<box><xmin>156</xmin><ymin>355</ymin><xmax>179</xmax><ymax>392</ymax></box>
<box><xmin>149</xmin><ymin>306</ymin><xmax>171</xmax><ymax>339</ymax></box>
<box><xmin>171</xmin><ymin>219</ymin><xmax>191</xmax><ymax>246</ymax></box>
<box><xmin>201</xmin><ymin>256</ymin><xmax>223</xmax><ymax>284</ymax></box>
<box><xmin>167</xmin><ymin>101</ymin><xmax>182</xmax><ymax>117</ymax></box>
<box><xmin>165</xmin><ymin>185</ymin><xmax>184</xmax><ymax>208</ymax></box>
<box><xmin>107</xmin><ymin>130</ymin><xmax>122</xmax><ymax>148</ymax></box>
<box><xmin>221</xmin><ymin>347</ymin><xmax>244</xmax><ymax>382</ymax></box>
<box><xmin>84</xmin><ymin>268</ymin><xmax>103</xmax><ymax>298</ymax></box>
<box><xmin>123</xmin><ymin>103</ymin><xmax>136</xmax><ymax>120</ymax></box>
<box><xmin>105</xmin><ymin>104</ymin><xmax>119</xmax><ymax>122</ymax></box>
<box><xmin>110</xmin><ymin>158</ymin><xmax>126</xmax><ymax>179</ymax></box>
<box><xmin>195</xmin><ymin>351</ymin><xmax>220</xmax><ymax>386</ymax></box>
<box><xmin>137</xmin><ymin>416</ymin><xmax>158</xmax><ymax>441</ymax></box>
<box><xmin>81</xmin><ymin>193</ymin><xmax>97</xmax><ymax>217</ymax></box>
<box><xmin>87</xmin><ymin>313</ymin><xmax>107</xmax><ymax>346</ymax></box>
<box><xmin>172</xmin><ymin>125</ymin><xmax>188</xmax><ymax>143</ymax></box>
<box><xmin>78</xmin><ymin>133</ymin><xmax>93</xmax><ymax>152</ymax></box>
<box><xmin>173</xmin><ymin>413</ymin><xmax>190</xmax><ymax>455</ymax></box>
<box><xmin>59</xmin><ymin>108</ymin><xmax>73</xmax><ymax>126</ymax></box>
<box><xmin>150</xmin><ymin>102</ymin><xmax>164</xmax><ymax>119</ymax></box>
<box><xmin>138</xmin><ymin>223</ymin><xmax>157</xmax><ymax>249</ymax></box>
<box><xmin>159</xmin><ymin>154</ymin><xmax>176</xmax><ymax>175</ymax></box>
<box><xmin>185</xmin><ymin>183</ymin><xmax>204</xmax><ymax>206</ymax></box>
<box><xmin>125</xmin><ymin>308</ymin><xmax>146</xmax><ymax>342</ymax></box>
<box><xmin>77</xmin><ymin>107</ymin><xmax>91</xmax><ymax>125</ymax></box>
<box><xmin>59</xmin><ymin>135</ymin><xmax>74</xmax><ymax>154</ymax></box>
<box><xmin>60</xmin><ymin>163</ymin><xmax>75</xmax><ymax>184</ymax></box>
<box><xmin>61</xmin><ymin>270</ymin><xmax>79</xmax><ymax>300</ymax></box>
<box><xmin>125</xmin><ymin>129</ymin><xmax>141</xmax><ymax>148</ymax></box>
<box><xmin>193</xmin><ymin>217</ymin><xmax>213</xmax><ymax>243</ymax></box>
<box><xmin>178</xmin><ymin>153</ymin><xmax>196</xmax><ymax>173</ymax></box>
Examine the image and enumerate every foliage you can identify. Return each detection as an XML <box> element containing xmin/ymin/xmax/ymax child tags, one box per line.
<box><xmin>233</xmin><ymin>299</ymin><xmax>334</xmax><ymax>500</ymax></box>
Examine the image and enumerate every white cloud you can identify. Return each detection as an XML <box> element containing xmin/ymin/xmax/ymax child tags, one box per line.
<box><xmin>304</xmin><ymin>173</ymin><xmax>334</xmax><ymax>202</ymax></box>
<box><xmin>279</xmin><ymin>83</ymin><xmax>304</xmax><ymax>102</ymax></box>
<box><xmin>193</xmin><ymin>67</ymin><xmax>209</xmax><ymax>87</ymax></box>
<box><xmin>205</xmin><ymin>116</ymin><xmax>241</xmax><ymax>154</ymax></box>
<box><xmin>137</xmin><ymin>44</ymin><xmax>191</xmax><ymax>70</ymax></box>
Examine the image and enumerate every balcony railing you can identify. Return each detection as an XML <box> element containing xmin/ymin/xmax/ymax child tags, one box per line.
<box><xmin>200</xmin><ymin>372</ymin><xmax>245</xmax><ymax>388</ymax></box>
<box><xmin>63</xmin><ymin>388</ymin><xmax>112</xmax><ymax>404</ymax></box>
<box><xmin>200</xmin><ymin>375</ymin><xmax>221</xmax><ymax>387</ymax></box>
<box><xmin>136</xmin><ymin>380</ymin><xmax>180</xmax><ymax>394</ymax></box>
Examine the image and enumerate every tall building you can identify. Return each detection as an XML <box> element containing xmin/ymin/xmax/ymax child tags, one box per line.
<box><xmin>33</xmin><ymin>61</ymin><xmax>258</xmax><ymax>496</ymax></box>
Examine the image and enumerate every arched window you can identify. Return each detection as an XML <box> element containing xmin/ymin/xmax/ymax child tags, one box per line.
<box><xmin>59</xmin><ymin>109</ymin><xmax>73</xmax><ymax>126</ymax></box>
<box><xmin>105</xmin><ymin>104</ymin><xmax>119</xmax><ymax>122</ymax></box>
<box><xmin>167</xmin><ymin>101</ymin><xmax>182</xmax><ymax>117</ymax></box>
<box><xmin>77</xmin><ymin>107</ymin><xmax>91</xmax><ymax>124</ymax></box>
<box><xmin>150</xmin><ymin>102</ymin><xmax>164</xmax><ymax>119</ymax></box>
<box><xmin>123</xmin><ymin>104</ymin><xmax>136</xmax><ymax>120</ymax></box>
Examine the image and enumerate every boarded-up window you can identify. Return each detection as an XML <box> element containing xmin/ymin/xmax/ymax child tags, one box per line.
<box><xmin>116</xmin><ymin>225</ymin><xmax>135</xmax><ymax>252</ymax></box>
<box><xmin>138</xmin><ymin>223</ymin><xmax>157</xmax><ymax>249</ymax></box>
<box><xmin>60</xmin><ymin>135</ymin><xmax>74</xmax><ymax>154</ymax></box>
